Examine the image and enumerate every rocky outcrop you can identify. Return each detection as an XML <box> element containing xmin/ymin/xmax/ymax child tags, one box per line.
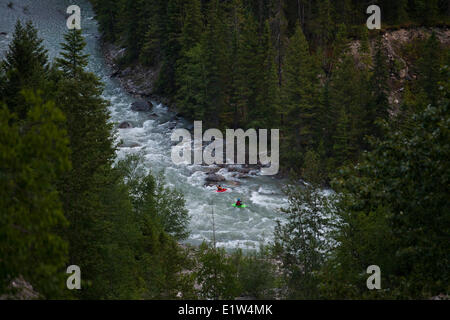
<box><xmin>102</xmin><ymin>42</ymin><xmax>170</xmax><ymax>107</ymax></box>
<box><xmin>118</xmin><ymin>121</ymin><xmax>133</xmax><ymax>129</ymax></box>
<box><xmin>118</xmin><ymin>141</ymin><xmax>141</xmax><ymax>148</ymax></box>
<box><xmin>205</xmin><ymin>173</ymin><xmax>225</xmax><ymax>183</ymax></box>
<box><xmin>131</xmin><ymin>99</ymin><xmax>151</xmax><ymax>112</ymax></box>
<box><xmin>349</xmin><ymin>27</ymin><xmax>450</xmax><ymax>113</ymax></box>
<box><xmin>0</xmin><ymin>277</ymin><xmax>39</xmax><ymax>300</ymax></box>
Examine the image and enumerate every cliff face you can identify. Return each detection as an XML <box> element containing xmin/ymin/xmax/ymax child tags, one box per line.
<box><xmin>350</xmin><ymin>27</ymin><xmax>450</xmax><ymax>112</ymax></box>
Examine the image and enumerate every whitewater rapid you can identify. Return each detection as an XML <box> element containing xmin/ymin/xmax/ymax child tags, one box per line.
<box><xmin>0</xmin><ymin>0</ymin><xmax>288</xmax><ymax>250</ymax></box>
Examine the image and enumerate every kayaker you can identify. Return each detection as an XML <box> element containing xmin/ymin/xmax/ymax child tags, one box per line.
<box><xmin>235</xmin><ymin>198</ymin><xmax>242</xmax><ymax>207</ymax></box>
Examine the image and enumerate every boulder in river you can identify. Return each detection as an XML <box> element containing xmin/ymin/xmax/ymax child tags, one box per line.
<box><xmin>118</xmin><ymin>121</ymin><xmax>133</xmax><ymax>129</ymax></box>
<box><xmin>118</xmin><ymin>142</ymin><xmax>141</xmax><ymax>148</ymax></box>
<box><xmin>205</xmin><ymin>173</ymin><xmax>225</xmax><ymax>183</ymax></box>
<box><xmin>233</xmin><ymin>173</ymin><xmax>249</xmax><ymax>179</ymax></box>
<box><xmin>228</xmin><ymin>166</ymin><xmax>251</xmax><ymax>174</ymax></box>
<box><xmin>131</xmin><ymin>99</ymin><xmax>151</xmax><ymax>112</ymax></box>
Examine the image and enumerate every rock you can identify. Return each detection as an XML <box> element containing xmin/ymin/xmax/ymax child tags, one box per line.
<box><xmin>118</xmin><ymin>121</ymin><xmax>133</xmax><ymax>129</ymax></box>
<box><xmin>205</xmin><ymin>173</ymin><xmax>225</xmax><ymax>182</ymax></box>
<box><xmin>121</xmin><ymin>67</ymin><xmax>132</xmax><ymax>77</ymax></box>
<box><xmin>0</xmin><ymin>32</ymin><xmax>7</xmax><ymax>36</ymax></box>
<box><xmin>131</xmin><ymin>99</ymin><xmax>151</xmax><ymax>112</ymax></box>
<box><xmin>228</xmin><ymin>167</ymin><xmax>251</xmax><ymax>174</ymax></box>
<box><xmin>199</xmin><ymin>167</ymin><xmax>220</xmax><ymax>174</ymax></box>
<box><xmin>118</xmin><ymin>142</ymin><xmax>141</xmax><ymax>148</ymax></box>
<box><xmin>111</xmin><ymin>69</ymin><xmax>120</xmax><ymax>77</ymax></box>
<box><xmin>0</xmin><ymin>277</ymin><xmax>39</xmax><ymax>300</ymax></box>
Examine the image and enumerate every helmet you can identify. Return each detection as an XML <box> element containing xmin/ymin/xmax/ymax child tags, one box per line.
<box><xmin>237</xmin><ymin>198</ymin><xmax>240</xmax><ymax>201</ymax></box>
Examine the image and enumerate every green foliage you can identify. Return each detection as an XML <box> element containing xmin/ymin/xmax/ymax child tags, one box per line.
<box><xmin>118</xmin><ymin>155</ymin><xmax>191</xmax><ymax>241</ymax></box>
<box><xmin>273</xmin><ymin>150</ymin><xmax>336</xmax><ymax>299</ymax></box>
<box><xmin>327</xmin><ymin>75</ymin><xmax>450</xmax><ymax>298</ymax></box>
<box><xmin>232</xmin><ymin>246</ymin><xmax>278</xmax><ymax>299</ymax></box>
<box><xmin>0</xmin><ymin>91</ymin><xmax>71</xmax><ymax>298</ymax></box>
<box><xmin>281</xmin><ymin>24</ymin><xmax>321</xmax><ymax>171</ymax></box>
<box><xmin>1</xmin><ymin>21</ymin><xmax>49</xmax><ymax>119</ymax></box>
<box><xmin>90</xmin><ymin>0</ymin><xmax>449</xmax><ymax>177</ymax></box>
<box><xmin>195</xmin><ymin>242</ymin><xmax>241</xmax><ymax>299</ymax></box>
<box><xmin>55</xmin><ymin>29</ymin><xmax>89</xmax><ymax>77</ymax></box>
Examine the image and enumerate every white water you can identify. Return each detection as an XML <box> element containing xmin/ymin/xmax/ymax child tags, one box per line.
<box><xmin>0</xmin><ymin>0</ymin><xmax>288</xmax><ymax>250</ymax></box>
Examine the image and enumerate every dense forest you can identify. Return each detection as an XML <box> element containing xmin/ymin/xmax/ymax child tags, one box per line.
<box><xmin>0</xmin><ymin>0</ymin><xmax>449</xmax><ymax>300</ymax></box>
<box><xmin>92</xmin><ymin>0</ymin><xmax>449</xmax><ymax>177</ymax></box>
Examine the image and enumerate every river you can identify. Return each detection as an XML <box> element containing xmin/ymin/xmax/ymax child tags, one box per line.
<box><xmin>0</xmin><ymin>0</ymin><xmax>287</xmax><ymax>250</ymax></box>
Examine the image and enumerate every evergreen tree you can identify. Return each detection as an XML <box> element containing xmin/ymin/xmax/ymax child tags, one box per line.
<box><xmin>273</xmin><ymin>150</ymin><xmax>334</xmax><ymax>299</ymax></box>
<box><xmin>0</xmin><ymin>92</ymin><xmax>71</xmax><ymax>298</ymax></box>
<box><xmin>369</xmin><ymin>38</ymin><xmax>389</xmax><ymax>136</ymax></box>
<box><xmin>139</xmin><ymin>0</ymin><xmax>167</xmax><ymax>66</ymax></box>
<box><xmin>250</xmin><ymin>21</ymin><xmax>280</xmax><ymax>128</ymax></box>
<box><xmin>233</xmin><ymin>11</ymin><xmax>260</xmax><ymax>128</ymax></box>
<box><xmin>180</xmin><ymin>0</ymin><xmax>203</xmax><ymax>52</ymax></box>
<box><xmin>332</xmin><ymin>106</ymin><xmax>355</xmax><ymax>165</ymax></box>
<box><xmin>196</xmin><ymin>242</ymin><xmax>241</xmax><ymax>299</ymax></box>
<box><xmin>418</xmin><ymin>32</ymin><xmax>442</xmax><ymax>107</ymax></box>
<box><xmin>90</xmin><ymin>0</ymin><xmax>120</xmax><ymax>41</ymax></box>
<box><xmin>329</xmin><ymin>53</ymin><xmax>370</xmax><ymax>166</ymax></box>
<box><xmin>55</xmin><ymin>29</ymin><xmax>122</xmax><ymax>298</ymax></box>
<box><xmin>281</xmin><ymin>24</ymin><xmax>321</xmax><ymax>170</ymax></box>
<box><xmin>326</xmin><ymin>75</ymin><xmax>450</xmax><ymax>298</ymax></box>
<box><xmin>197</xmin><ymin>0</ymin><xmax>229</xmax><ymax>127</ymax></box>
<box><xmin>55</xmin><ymin>29</ymin><xmax>89</xmax><ymax>78</ymax></box>
<box><xmin>1</xmin><ymin>21</ymin><xmax>49</xmax><ymax>119</ymax></box>
<box><xmin>156</xmin><ymin>0</ymin><xmax>183</xmax><ymax>97</ymax></box>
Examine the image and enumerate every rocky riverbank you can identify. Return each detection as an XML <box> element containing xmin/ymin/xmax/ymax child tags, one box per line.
<box><xmin>101</xmin><ymin>41</ymin><xmax>270</xmax><ymax>182</ymax></box>
<box><xmin>101</xmin><ymin>41</ymin><xmax>173</xmax><ymax>108</ymax></box>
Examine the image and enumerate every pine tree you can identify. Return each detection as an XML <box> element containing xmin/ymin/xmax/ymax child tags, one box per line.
<box><xmin>273</xmin><ymin>150</ymin><xmax>334</xmax><ymax>299</ymax></box>
<box><xmin>180</xmin><ymin>0</ymin><xmax>203</xmax><ymax>52</ymax></box>
<box><xmin>233</xmin><ymin>11</ymin><xmax>260</xmax><ymax>128</ymax></box>
<box><xmin>175</xmin><ymin>0</ymin><xmax>205</xmax><ymax>119</ymax></box>
<box><xmin>156</xmin><ymin>0</ymin><xmax>183</xmax><ymax>97</ymax></box>
<box><xmin>270</xmin><ymin>0</ymin><xmax>288</xmax><ymax>87</ymax></box>
<box><xmin>282</xmin><ymin>24</ymin><xmax>321</xmax><ymax>169</ymax></box>
<box><xmin>328</xmin><ymin>50</ymin><xmax>371</xmax><ymax>166</ymax></box>
<box><xmin>250</xmin><ymin>21</ymin><xmax>280</xmax><ymax>129</ymax></box>
<box><xmin>332</xmin><ymin>106</ymin><xmax>354</xmax><ymax>165</ymax></box>
<box><xmin>0</xmin><ymin>91</ymin><xmax>71</xmax><ymax>298</ymax></box>
<box><xmin>418</xmin><ymin>32</ymin><xmax>442</xmax><ymax>106</ymax></box>
<box><xmin>139</xmin><ymin>0</ymin><xmax>167</xmax><ymax>66</ymax></box>
<box><xmin>369</xmin><ymin>38</ymin><xmax>389</xmax><ymax>126</ymax></box>
<box><xmin>198</xmin><ymin>0</ymin><xmax>229</xmax><ymax>127</ymax></box>
<box><xmin>176</xmin><ymin>43</ymin><xmax>208</xmax><ymax>120</ymax></box>
<box><xmin>1</xmin><ymin>21</ymin><xmax>49</xmax><ymax>119</ymax></box>
<box><xmin>55</xmin><ymin>29</ymin><xmax>89</xmax><ymax>78</ymax></box>
<box><xmin>316</xmin><ymin>0</ymin><xmax>334</xmax><ymax>48</ymax></box>
<box><xmin>329</xmin><ymin>75</ymin><xmax>450</xmax><ymax>298</ymax></box>
<box><xmin>55</xmin><ymin>30</ymin><xmax>123</xmax><ymax>298</ymax></box>
<box><xmin>90</xmin><ymin>0</ymin><xmax>120</xmax><ymax>41</ymax></box>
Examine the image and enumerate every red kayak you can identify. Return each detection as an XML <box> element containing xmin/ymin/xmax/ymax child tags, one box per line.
<box><xmin>216</xmin><ymin>189</ymin><xmax>227</xmax><ymax>193</ymax></box>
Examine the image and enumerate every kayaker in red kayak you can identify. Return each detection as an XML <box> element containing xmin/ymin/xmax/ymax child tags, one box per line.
<box><xmin>217</xmin><ymin>185</ymin><xmax>225</xmax><ymax>192</ymax></box>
